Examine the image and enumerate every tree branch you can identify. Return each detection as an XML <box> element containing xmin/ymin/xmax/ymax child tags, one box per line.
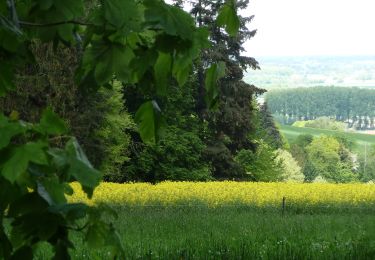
<box><xmin>19</xmin><ymin>20</ymin><xmax>93</xmax><ymax>27</ymax></box>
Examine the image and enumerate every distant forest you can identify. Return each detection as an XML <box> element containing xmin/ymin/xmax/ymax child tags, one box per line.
<box><xmin>266</xmin><ymin>87</ymin><xmax>375</xmax><ymax>129</ymax></box>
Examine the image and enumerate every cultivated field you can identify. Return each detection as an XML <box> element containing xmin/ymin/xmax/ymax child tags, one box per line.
<box><xmin>69</xmin><ymin>182</ymin><xmax>375</xmax><ymax>211</ymax></box>
<box><xmin>280</xmin><ymin>125</ymin><xmax>375</xmax><ymax>151</ymax></box>
<box><xmin>33</xmin><ymin>182</ymin><xmax>375</xmax><ymax>259</ymax></box>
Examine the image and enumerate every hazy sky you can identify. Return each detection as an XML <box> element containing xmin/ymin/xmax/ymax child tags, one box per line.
<box><xmin>243</xmin><ymin>0</ymin><xmax>375</xmax><ymax>57</ymax></box>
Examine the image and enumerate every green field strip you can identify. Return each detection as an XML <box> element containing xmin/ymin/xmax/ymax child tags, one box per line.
<box><xmin>280</xmin><ymin>125</ymin><xmax>375</xmax><ymax>148</ymax></box>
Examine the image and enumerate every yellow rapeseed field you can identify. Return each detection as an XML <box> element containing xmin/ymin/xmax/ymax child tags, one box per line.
<box><xmin>69</xmin><ymin>182</ymin><xmax>375</xmax><ymax>209</ymax></box>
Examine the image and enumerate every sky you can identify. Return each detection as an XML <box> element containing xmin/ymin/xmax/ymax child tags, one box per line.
<box><xmin>243</xmin><ymin>0</ymin><xmax>375</xmax><ymax>57</ymax></box>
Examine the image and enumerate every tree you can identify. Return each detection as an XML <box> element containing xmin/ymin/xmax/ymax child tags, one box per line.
<box><xmin>358</xmin><ymin>145</ymin><xmax>375</xmax><ymax>182</ymax></box>
<box><xmin>276</xmin><ymin>149</ymin><xmax>304</xmax><ymax>182</ymax></box>
<box><xmin>0</xmin><ymin>0</ymin><xmax>240</xmax><ymax>258</ymax></box>
<box><xmin>235</xmin><ymin>142</ymin><xmax>283</xmax><ymax>182</ymax></box>
<box><xmin>0</xmin><ymin>43</ymin><xmax>133</xmax><ymax>177</ymax></box>
<box><xmin>290</xmin><ymin>134</ymin><xmax>314</xmax><ymax>181</ymax></box>
<box><xmin>306</xmin><ymin>135</ymin><xmax>357</xmax><ymax>183</ymax></box>
<box><xmin>259</xmin><ymin>102</ymin><xmax>286</xmax><ymax>149</ymax></box>
<box><xmin>122</xmin><ymin>126</ymin><xmax>212</xmax><ymax>182</ymax></box>
<box><xmin>187</xmin><ymin>0</ymin><xmax>264</xmax><ymax>178</ymax></box>
<box><xmin>121</xmin><ymin>45</ymin><xmax>215</xmax><ymax>182</ymax></box>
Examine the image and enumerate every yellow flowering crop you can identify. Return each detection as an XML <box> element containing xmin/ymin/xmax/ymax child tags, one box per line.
<box><xmin>68</xmin><ymin>182</ymin><xmax>375</xmax><ymax>210</ymax></box>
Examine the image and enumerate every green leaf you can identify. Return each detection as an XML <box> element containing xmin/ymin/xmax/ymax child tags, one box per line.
<box><xmin>103</xmin><ymin>0</ymin><xmax>141</xmax><ymax>31</ymax></box>
<box><xmin>86</xmin><ymin>222</ymin><xmax>107</xmax><ymax>248</ymax></box>
<box><xmin>144</xmin><ymin>0</ymin><xmax>194</xmax><ymax>40</ymax></box>
<box><xmin>0</xmin><ymin>177</ymin><xmax>23</xmax><ymax>212</ymax></box>
<box><xmin>36</xmin><ymin>108</ymin><xmax>68</xmax><ymax>135</ymax></box>
<box><xmin>192</xmin><ymin>27</ymin><xmax>211</xmax><ymax>51</ymax></box>
<box><xmin>172</xmin><ymin>28</ymin><xmax>210</xmax><ymax>86</ymax></box>
<box><xmin>38</xmin><ymin>179</ymin><xmax>67</xmax><ymax>205</ymax></box>
<box><xmin>69</xmin><ymin>159</ymin><xmax>101</xmax><ymax>198</ymax></box>
<box><xmin>37</xmin><ymin>0</ymin><xmax>54</xmax><ymax>10</ymax></box>
<box><xmin>93</xmin><ymin>44</ymin><xmax>135</xmax><ymax>85</ymax></box>
<box><xmin>65</xmin><ymin>138</ymin><xmax>92</xmax><ymax>167</ymax></box>
<box><xmin>48</xmin><ymin>148</ymin><xmax>69</xmax><ymax>169</ymax></box>
<box><xmin>25</xmin><ymin>142</ymin><xmax>49</xmax><ymax>165</ymax></box>
<box><xmin>217</xmin><ymin>2</ymin><xmax>240</xmax><ymax>36</ymax></box>
<box><xmin>129</xmin><ymin>50</ymin><xmax>157</xmax><ymax>84</ymax></box>
<box><xmin>8</xmin><ymin>193</ymin><xmax>49</xmax><ymax>217</ymax></box>
<box><xmin>172</xmin><ymin>60</ymin><xmax>191</xmax><ymax>87</ymax></box>
<box><xmin>49</xmin><ymin>203</ymin><xmax>88</xmax><ymax>221</ymax></box>
<box><xmin>101</xmin><ymin>224</ymin><xmax>124</xmax><ymax>258</ymax></box>
<box><xmin>1</xmin><ymin>142</ymin><xmax>48</xmax><ymax>183</ymax></box>
<box><xmin>154</xmin><ymin>52</ymin><xmax>172</xmax><ymax>96</ymax></box>
<box><xmin>49</xmin><ymin>141</ymin><xmax>101</xmax><ymax>198</ymax></box>
<box><xmin>205</xmin><ymin>62</ymin><xmax>226</xmax><ymax>109</ymax></box>
<box><xmin>65</xmin><ymin>139</ymin><xmax>102</xmax><ymax>198</ymax></box>
<box><xmin>53</xmin><ymin>0</ymin><xmax>84</xmax><ymax>18</ymax></box>
<box><xmin>85</xmin><ymin>210</ymin><xmax>124</xmax><ymax>257</ymax></box>
<box><xmin>31</xmin><ymin>0</ymin><xmax>83</xmax><ymax>43</ymax></box>
<box><xmin>135</xmin><ymin>101</ymin><xmax>166</xmax><ymax>144</ymax></box>
<box><xmin>10</xmin><ymin>211</ymin><xmax>62</xmax><ymax>243</ymax></box>
<box><xmin>58</xmin><ymin>24</ymin><xmax>74</xmax><ymax>42</ymax></box>
<box><xmin>1</xmin><ymin>150</ymin><xmax>28</xmax><ymax>184</ymax></box>
<box><xmin>0</xmin><ymin>115</ymin><xmax>26</xmax><ymax>150</ymax></box>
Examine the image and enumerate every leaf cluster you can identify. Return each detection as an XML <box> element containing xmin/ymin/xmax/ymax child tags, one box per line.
<box><xmin>0</xmin><ymin>110</ymin><xmax>124</xmax><ymax>258</ymax></box>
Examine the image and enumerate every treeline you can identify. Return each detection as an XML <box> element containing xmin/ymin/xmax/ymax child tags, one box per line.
<box><xmin>266</xmin><ymin>87</ymin><xmax>375</xmax><ymax>129</ymax></box>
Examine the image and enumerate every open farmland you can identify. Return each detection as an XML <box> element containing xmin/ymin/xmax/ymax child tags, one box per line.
<box><xmin>32</xmin><ymin>182</ymin><xmax>375</xmax><ymax>259</ymax></box>
<box><xmin>244</xmin><ymin>56</ymin><xmax>375</xmax><ymax>90</ymax></box>
<box><xmin>280</xmin><ymin>125</ymin><xmax>375</xmax><ymax>151</ymax></box>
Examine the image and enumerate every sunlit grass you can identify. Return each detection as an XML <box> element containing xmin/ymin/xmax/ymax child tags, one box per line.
<box><xmin>32</xmin><ymin>182</ymin><xmax>375</xmax><ymax>259</ymax></box>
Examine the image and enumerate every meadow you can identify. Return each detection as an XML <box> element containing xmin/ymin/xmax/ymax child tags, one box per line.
<box><xmin>31</xmin><ymin>182</ymin><xmax>375</xmax><ymax>259</ymax></box>
<box><xmin>280</xmin><ymin>125</ymin><xmax>375</xmax><ymax>151</ymax></box>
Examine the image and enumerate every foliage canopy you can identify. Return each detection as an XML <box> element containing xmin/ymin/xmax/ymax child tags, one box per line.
<box><xmin>0</xmin><ymin>0</ymin><xmax>240</xmax><ymax>258</ymax></box>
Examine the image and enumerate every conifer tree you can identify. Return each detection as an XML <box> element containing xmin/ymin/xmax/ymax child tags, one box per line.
<box><xmin>259</xmin><ymin>102</ymin><xmax>285</xmax><ymax>149</ymax></box>
<box><xmin>189</xmin><ymin>0</ymin><xmax>265</xmax><ymax>177</ymax></box>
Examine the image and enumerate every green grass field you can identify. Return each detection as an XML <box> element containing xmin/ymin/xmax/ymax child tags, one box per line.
<box><xmin>280</xmin><ymin>125</ymin><xmax>375</xmax><ymax>151</ymax></box>
<box><xmin>34</xmin><ymin>207</ymin><xmax>375</xmax><ymax>259</ymax></box>
<box><xmin>28</xmin><ymin>181</ymin><xmax>375</xmax><ymax>259</ymax></box>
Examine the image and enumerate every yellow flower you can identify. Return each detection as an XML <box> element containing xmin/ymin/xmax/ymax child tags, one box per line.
<box><xmin>67</xmin><ymin>182</ymin><xmax>375</xmax><ymax>209</ymax></box>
